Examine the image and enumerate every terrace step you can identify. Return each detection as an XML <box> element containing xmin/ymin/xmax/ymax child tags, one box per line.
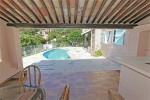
<box><xmin>108</xmin><ymin>89</ymin><xmax>124</xmax><ymax>100</ymax></box>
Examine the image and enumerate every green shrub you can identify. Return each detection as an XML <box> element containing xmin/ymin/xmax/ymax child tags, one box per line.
<box><xmin>93</xmin><ymin>49</ymin><xmax>102</xmax><ymax>57</ymax></box>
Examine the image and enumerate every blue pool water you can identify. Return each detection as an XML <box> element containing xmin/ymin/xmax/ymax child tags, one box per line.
<box><xmin>43</xmin><ymin>49</ymin><xmax>70</xmax><ymax>60</ymax></box>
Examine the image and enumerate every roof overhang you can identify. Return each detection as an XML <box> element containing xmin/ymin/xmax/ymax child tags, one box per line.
<box><xmin>0</xmin><ymin>0</ymin><xmax>149</xmax><ymax>29</ymax></box>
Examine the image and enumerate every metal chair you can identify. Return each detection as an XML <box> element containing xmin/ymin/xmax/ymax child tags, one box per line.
<box><xmin>59</xmin><ymin>84</ymin><xmax>70</xmax><ymax>100</ymax></box>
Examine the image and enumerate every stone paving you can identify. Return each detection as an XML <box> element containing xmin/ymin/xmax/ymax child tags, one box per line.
<box><xmin>30</xmin><ymin>59</ymin><xmax>121</xmax><ymax>100</ymax></box>
<box><xmin>40</xmin><ymin>70</ymin><xmax>120</xmax><ymax>100</ymax></box>
<box><xmin>21</xmin><ymin>47</ymin><xmax>121</xmax><ymax>100</ymax></box>
<box><xmin>32</xmin><ymin>59</ymin><xmax>120</xmax><ymax>74</ymax></box>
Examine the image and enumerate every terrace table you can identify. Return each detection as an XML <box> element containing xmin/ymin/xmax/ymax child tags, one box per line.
<box><xmin>113</xmin><ymin>57</ymin><xmax>150</xmax><ymax>100</ymax></box>
<box><xmin>0</xmin><ymin>84</ymin><xmax>45</xmax><ymax>100</ymax></box>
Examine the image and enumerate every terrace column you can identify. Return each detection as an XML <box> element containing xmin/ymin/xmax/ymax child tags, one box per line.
<box><xmin>0</xmin><ymin>19</ymin><xmax>23</xmax><ymax>84</ymax></box>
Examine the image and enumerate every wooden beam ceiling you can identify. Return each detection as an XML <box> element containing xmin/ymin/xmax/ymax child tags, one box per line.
<box><xmin>91</xmin><ymin>0</ymin><xmax>107</xmax><ymax>23</ymax></box>
<box><xmin>40</xmin><ymin>0</ymin><xmax>53</xmax><ymax>23</ymax></box>
<box><xmin>118</xmin><ymin>0</ymin><xmax>149</xmax><ymax>23</ymax></box>
<box><xmin>0</xmin><ymin>10</ymin><xmax>15</xmax><ymax>23</ymax></box>
<box><xmin>18</xmin><ymin>0</ymin><xmax>42</xmax><ymax>23</ymax></box>
<box><xmin>8</xmin><ymin>0</ymin><xmax>35</xmax><ymax>23</ymax></box>
<box><xmin>113</xmin><ymin>0</ymin><xmax>140</xmax><ymax>23</ymax></box>
<box><xmin>1</xmin><ymin>0</ymin><xmax>28</xmax><ymax>23</ymax></box>
<box><xmin>124</xmin><ymin>3</ymin><xmax>150</xmax><ymax>23</ymax></box>
<box><xmin>49</xmin><ymin>0</ymin><xmax>59</xmax><ymax>23</ymax></box>
<box><xmin>102</xmin><ymin>0</ymin><xmax>126</xmax><ymax>23</ymax></box>
<box><xmin>86</xmin><ymin>0</ymin><xmax>98</xmax><ymax>23</ymax></box>
<box><xmin>0</xmin><ymin>5</ymin><xmax>21</xmax><ymax>23</ymax></box>
<box><xmin>0</xmin><ymin>0</ymin><xmax>148</xmax><ymax>28</ymax></box>
<box><xmin>97</xmin><ymin>0</ymin><xmax>116</xmax><ymax>23</ymax></box>
<box><xmin>74</xmin><ymin>0</ymin><xmax>78</xmax><ymax>23</ymax></box>
<box><xmin>30</xmin><ymin>0</ymin><xmax>47</xmax><ymax>23</ymax></box>
<box><xmin>58</xmin><ymin>0</ymin><xmax>65</xmax><ymax>23</ymax></box>
<box><xmin>0</xmin><ymin>16</ymin><xmax>9</xmax><ymax>22</ymax></box>
<box><xmin>66</xmin><ymin>0</ymin><xmax>71</xmax><ymax>23</ymax></box>
<box><xmin>80</xmin><ymin>0</ymin><xmax>89</xmax><ymax>23</ymax></box>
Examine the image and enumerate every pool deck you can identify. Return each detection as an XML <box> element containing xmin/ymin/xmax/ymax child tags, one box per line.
<box><xmin>23</xmin><ymin>47</ymin><xmax>100</xmax><ymax>67</ymax></box>
<box><xmin>22</xmin><ymin>47</ymin><xmax>120</xmax><ymax>73</ymax></box>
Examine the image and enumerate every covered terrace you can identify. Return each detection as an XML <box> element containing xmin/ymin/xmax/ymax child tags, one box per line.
<box><xmin>0</xmin><ymin>0</ymin><xmax>149</xmax><ymax>100</ymax></box>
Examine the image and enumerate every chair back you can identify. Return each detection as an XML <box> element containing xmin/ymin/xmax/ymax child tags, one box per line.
<box><xmin>59</xmin><ymin>85</ymin><xmax>70</xmax><ymax>100</ymax></box>
<box><xmin>19</xmin><ymin>65</ymin><xmax>41</xmax><ymax>91</ymax></box>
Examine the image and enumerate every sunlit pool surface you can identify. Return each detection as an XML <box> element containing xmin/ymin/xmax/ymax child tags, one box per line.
<box><xmin>43</xmin><ymin>49</ymin><xmax>70</xmax><ymax>60</ymax></box>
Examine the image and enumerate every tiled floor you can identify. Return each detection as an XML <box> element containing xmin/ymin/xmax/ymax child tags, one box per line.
<box><xmin>40</xmin><ymin>70</ymin><xmax>120</xmax><ymax>100</ymax></box>
<box><xmin>1</xmin><ymin>70</ymin><xmax>120</xmax><ymax>100</ymax></box>
<box><xmin>2</xmin><ymin>56</ymin><xmax>121</xmax><ymax>100</ymax></box>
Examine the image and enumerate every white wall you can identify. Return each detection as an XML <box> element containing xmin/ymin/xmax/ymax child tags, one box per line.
<box><xmin>145</xmin><ymin>31</ymin><xmax>150</xmax><ymax>56</ymax></box>
<box><xmin>0</xmin><ymin>19</ymin><xmax>23</xmax><ymax>84</ymax></box>
<box><xmin>100</xmin><ymin>16</ymin><xmax>150</xmax><ymax>57</ymax></box>
<box><xmin>94</xmin><ymin>29</ymin><xmax>102</xmax><ymax>50</ymax></box>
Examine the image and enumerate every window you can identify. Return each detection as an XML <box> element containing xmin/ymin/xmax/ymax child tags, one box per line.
<box><xmin>100</xmin><ymin>29</ymin><xmax>125</xmax><ymax>45</ymax></box>
<box><xmin>114</xmin><ymin>29</ymin><xmax>126</xmax><ymax>45</ymax></box>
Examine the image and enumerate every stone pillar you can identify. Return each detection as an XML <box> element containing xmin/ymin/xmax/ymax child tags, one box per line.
<box><xmin>90</xmin><ymin>30</ymin><xmax>95</xmax><ymax>53</ymax></box>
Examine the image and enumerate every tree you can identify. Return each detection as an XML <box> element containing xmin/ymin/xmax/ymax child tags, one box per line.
<box><xmin>48</xmin><ymin>29</ymin><xmax>82</xmax><ymax>46</ymax></box>
<box><xmin>67</xmin><ymin>29</ymin><xmax>82</xmax><ymax>44</ymax></box>
<box><xmin>19</xmin><ymin>28</ymin><xmax>45</xmax><ymax>46</ymax></box>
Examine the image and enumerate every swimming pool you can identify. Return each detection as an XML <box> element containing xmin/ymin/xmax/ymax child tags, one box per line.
<box><xmin>43</xmin><ymin>49</ymin><xmax>70</xmax><ymax>60</ymax></box>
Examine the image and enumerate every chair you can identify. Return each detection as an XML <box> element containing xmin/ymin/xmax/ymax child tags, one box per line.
<box><xmin>19</xmin><ymin>65</ymin><xmax>41</xmax><ymax>89</ymax></box>
<box><xmin>15</xmin><ymin>65</ymin><xmax>45</xmax><ymax>100</ymax></box>
<box><xmin>59</xmin><ymin>84</ymin><xmax>70</xmax><ymax>100</ymax></box>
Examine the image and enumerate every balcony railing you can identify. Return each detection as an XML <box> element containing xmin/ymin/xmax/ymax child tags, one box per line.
<box><xmin>21</xmin><ymin>42</ymin><xmax>83</xmax><ymax>57</ymax></box>
<box><xmin>21</xmin><ymin>44</ymin><xmax>51</xmax><ymax>57</ymax></box>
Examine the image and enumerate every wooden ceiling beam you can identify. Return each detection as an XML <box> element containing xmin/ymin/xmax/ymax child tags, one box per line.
<box><xmin>86</xmin><ymin>0</ymin><xmax>98</xmax><ymax>23</ymax></box>
<box><xmin>18</xmin><ymin>0</ymin><xmax>41</xmax><ymax>23</ymax></box>
<box><xmin>7</xmin><ymin>23</ymin><xmax>137</xmax><ymax>29</ymax></box>
<box><xmin>0</xmin><ymin>5</ymin><xmax>21</xmax><ymax>23</ymax></box>
<box><xmin>134</xmin><ymin>13</ymin><xmax>150</xmax><ymax>24</ymax></box>
<box><xmin>8</xmin><ymin>0</ymin><xmax>35</xmax><ymax>23</ymax></box>
<box><xmin>113</xmin><ymin>0</ymin><xmax>136</xmax><ymax>23</ymax></box>
<box><xmin>58</xmin><ymin>0</ymin><xmax>65</xmax><ymax>23</ymax></box>
<box><xmin>30</xmin><ymin>0</ymin><xmax>47</xmax><ymax>23</ymax></box>
<box><xmin>0</xmin><ymin>10</ymin><xmax>15</xmax><ymax>23</ymax></box>
<box><xmin>129</xmin><ymin>10</ymin><xmax>150</xmax><ymax>23</ymax></box>
<box><xmin>0</xmin><ymin>16</ymin><xmax>9</xmax><ymax>22</ymax></box>
<box><xmin>80</xmin><ymin>0</ymin><xmax>89</xmax><ymax>23</ymax></box>
<box><xmin>97</xmin><ymin>0</ymin><xmax>116</xmax><ymax>23</ymax></box>
<box><xmin>108</xmin><ymin>0</ymin><xmax>131</xmax><ymax>23</ymax></box>
<box><xmin>1</xmin><ymin>0</ymin><xmax>28</xmax><ymax>23</ymax></box>
<box><xmin>102</xmin><ymin>0</ymin><xmax>126</xmax><ymax>23</ymax></box>
<box><xmin>119</xmin><ymin>0</ymin><xmax>149</xmax><ymax>23</ymax></box>
<box><xmin>124</xmin><ymin>4</ymin><xmax>150</xmax><ymax>23</ymax></box>
<box><xmin>49</xmin><ymin>0</ymin><xmax>59</xmax><ymax>23</ymax></box>
<box><xmin>74</xmin><ymin>0</ymin><xmax>79</xmax><ymax>23</ymax></box>
<box><xmin>66</xmin><ymin>0</ymin><xmax>71</xmax><ymax>23</ymax></box>
<box><xmin>40</xmin><ymin>0</ymin><xmax>53</xmax><ymax>23</ymax></box>
<box><xmin>91</xmin><ymin>0</ymin><xmax>107</xmax><ymax>23</ymax></box>
<box><xmin>117</xmin><ymin>0</ymin><xmax>144</xmax><ymax>23</ymax></box>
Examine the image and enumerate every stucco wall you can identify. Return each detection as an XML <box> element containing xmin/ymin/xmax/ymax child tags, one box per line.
<box><xmin>100</xmin><ymin>16</ymin><xmax>150</xmax><ymax>57</ymax></box>
<box><xmin>94</xmin><ymin>29</ymin><xmax>102</xmax><ymax>50</ymax></box>
<box><xmin>0</xmin><ymin>19</ymin><xmax>23</xmax><ymax>84</ymax></box>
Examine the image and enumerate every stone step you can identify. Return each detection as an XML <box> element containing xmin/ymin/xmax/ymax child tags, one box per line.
<box><xmin>108</xmin><ymin>89</ymin><xmax>124</xmax><ymax>100</ymax></box>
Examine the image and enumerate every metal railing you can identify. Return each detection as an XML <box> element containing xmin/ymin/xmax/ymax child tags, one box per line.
<box><xmin>21</xmin><ymin>44</ymin><xmax>51</xmax><ymax>57</ymax></box>
<box><xmin>21</xmin><ymin>42</ymin><xmax>83</xmax><ymax>57</ymax></box>
<box><xmin>52</xmin><ymin>42</ymin><xmax>83</xmax><ymax>48</ymax></box>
